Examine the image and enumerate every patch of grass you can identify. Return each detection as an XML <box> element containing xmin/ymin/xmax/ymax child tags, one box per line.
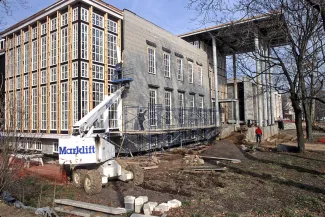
<box><xmin>182</xmin><ymin>200</ymin><xmax>191</xmax><ymax>207</ymax></box>
<box><xmin>226</xmin><ymin>213</ymin><xmax>240</xmax><ymax>217</ymax></box>
<box><xmin>280</xmin><ymin>208</ymin><xmax>296</xmax><ymax>217</ymax></box>
<box><xmin>295</xmin><ymin>196</ymin><xmax>324</xmax><ymax>213</ymax></box>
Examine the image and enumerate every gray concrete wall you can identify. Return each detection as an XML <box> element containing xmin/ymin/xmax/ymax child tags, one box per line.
<box><xmin>41</xmin><ymin>139</ymin><xmax>58</xmax><ymax>155</ymax></box>
<box><xmin>246</xmin><ymin>125</ymin><xmax>278</xmax><ymax>142</ymax></box>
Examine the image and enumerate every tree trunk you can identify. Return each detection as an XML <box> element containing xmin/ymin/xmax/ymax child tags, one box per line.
<box><xmin>303</xmin><ymin>101</ymin><xmax>313</xmax><ymax>141</ymax></box>
<box><xmin>291</xmin><ymin>98</ymin><xmax>305</xmax><ymax>152</ymax></box>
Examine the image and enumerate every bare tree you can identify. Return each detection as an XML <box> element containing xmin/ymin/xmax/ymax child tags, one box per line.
<box><xmin>0</xmin><ymin>0</ymin><xmax>28</xmax><ymax>29</ymax></box>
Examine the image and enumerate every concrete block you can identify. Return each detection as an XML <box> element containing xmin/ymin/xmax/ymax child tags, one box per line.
<box><xmin>124</xmin><ymin>196</ymin><xmax>135</xmax><ymax>212</ymax></box>
<box><xmin>134</xmin><ymin>196</ymin><xmax>149</xmax><ymax>213</ymax></box>
<box><xmin>167</xmin><ymin>199</ymin><xmax>182</xmax><ymax>208</ymax></box>
<box><xmin>130</xmin><ymin>214</ymin><xmax>159</xmax><ymax>217</ymax></box>
<box><xmin>153</xmin><ymin>203</ymin><xmax>169</xmax><ymax>213</ymax></box>
<box><xmin>143</xmin><ymin>202</ymin><xmax>158</xmax><ymax>215</ymax></box>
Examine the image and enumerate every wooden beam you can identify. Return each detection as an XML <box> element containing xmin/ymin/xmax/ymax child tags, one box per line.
<box><xmin>57</xmin><ymin>11</ymin><xmax>61</xmax><ymax>134</ymax></box>
<box><xmin>89</xmin><ymin>6</ymin><xmax>93</xmax><ymax>110</ymax></box>
<box><xmin>68</xmin><ymin>5</ymin><xmax>73</xmax><ymax>134</ymax></box>
<box><xmin>47</xmin><ymin>16</ymin><xmax>51</xmax><ymax>134</ymax></box>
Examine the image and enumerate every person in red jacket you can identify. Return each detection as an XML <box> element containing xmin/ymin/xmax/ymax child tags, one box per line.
<box><xmin>255</xmin><ymin>126</ymin><xmax>263</xmax><ymax>144</ymax></box>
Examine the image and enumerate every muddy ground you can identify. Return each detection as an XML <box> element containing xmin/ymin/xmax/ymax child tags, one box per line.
<box><xmin>1</xmin><ymin>130</ymin><xmax>325</xmax><ymax>217</ymax></box>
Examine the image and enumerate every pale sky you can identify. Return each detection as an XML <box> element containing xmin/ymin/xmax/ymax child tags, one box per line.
<box><xmin>1</xmin><ymin>0</ymin><xmax>211</xmax><ymax>35</ymax></box>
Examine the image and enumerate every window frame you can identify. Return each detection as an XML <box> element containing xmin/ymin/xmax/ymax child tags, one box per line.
<box><xmin>163</xmin><ymin>53</ymin><xmax>171</xmax><ymax>78</ymax></box>
<box><xmin>188</xmin><ymin>61</ymin><xmax>194</xmax><ymax>84</ymax></box>
<box><xmin>148</xmin><ymin>47</ymin><xmax>156</xmax><ymax>74</ymax></box>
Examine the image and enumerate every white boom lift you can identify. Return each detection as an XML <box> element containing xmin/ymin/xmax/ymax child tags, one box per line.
<box><xmin>58</xmin><ymin>48</ymin><xmax>135</xmax><ymax>195</ymax></box>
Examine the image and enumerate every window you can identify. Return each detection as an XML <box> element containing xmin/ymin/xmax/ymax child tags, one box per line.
<box><xmin>108</xmin><ymin>98</ymin><xmax>118</xmax><ymax>129</ymax></box>
<box><xmin>92</xmin><ymin>28</ymin><xmax>104</xmax><ymax>63</ymax></box>
<box><xmin>92</xmin><ymin>13</ymin><xmax>103</xmax><ymax>27</ymax></box>
<box><xmin>61</xmin><ymin>12</ymin><xmax>68</xmax><ymax>26</ymax></box>
<box><xmin>199</xmin><ymin>96</ymin><xmax>204</xmax><ymax>125</ymax></box>
<box><xmin>41</xmin><ymin>86</ymin><xmax>47</xmax><ymax>130</ymax></box>
<box><xmin>72</xmin><ymin>62</ymin><xmax>78</xmax><ymax>78</ymax></box>
<box><xmin>81</xmin><ymin>80</ymin><xmax>89</xmax><ymax>117</ymax></box>
<box><xmin>108</xmin><ymin>67</ymin><xmax>114</xmax><ymax>82</ymax></box>
<box><xmin>93</xmin><ymin>82</ymin><xmax>104</xmax><ymax>128</ymax></box>
<box><xmin>51</xmin><ymin>32</ymin><xmax>57</xmax><ymax>65</ymax></box>
<box><xmin>24</xmin><ymin>74</ymin><xmax>29</xmax><ymax>87</ymax></box>
<box><xmin>73</xmin><ymin>7</ymin><xmax>78</xmax><ymax>21</ymax></box>
<box><xmin>81</xmin><ymin>24</ymin><xmax>88</xmax><ymax>59</ymax></box>
<box><xmin>193</xmin><ymin>41</ymin><xmax>200</xmax><ymax>48</ymax></box>
<box><xmin>188</xmin><ymin>62</ymin><xmax>194</xmax><ymax>84</ymax></box>
<box><xmin>41</xmin><ymin>70</ymin><xmax>46</xmax><ymax>84</ymax></box>
<box><xmin>92</xmin><ymin>64</ymin><xmax>104</xmax><ymax>80</ymax></box>
<box><xmin>177</xmin><ymin>58</ymin><xmax>183</xmax><ymax>81</ymax></box>
<box><xmin>16</xmin><ymin>76</ymin><xmax>21</xmax><ymax>89</ymax></box>
<box><xmin>149</xmin><ymin>89</ymin><xmax>157</xmax><ymax>126</ymax></box>
<box><xmin>81</xmin><ymin>8</ymin><xmax>88</xmax><ymax>22</ymax></box>
<box><xmin>61</xmin><ymin>27</ymin><xmax>68</xmax><ymax>63</ymax></box>
<box><xmin>148</xmin><ymin>47</ymin><xmax>155</xmax><ymax>74</ymax></box>
<box><xmin>32</xmin><ymin>88</ymin><xmax>38</xmax><ymax>130</ymax></box>
<box><xmin>16</xmin><ymin>35</ymin><xmax>21</xmax><ymax>46</ymax></box>
<box><xmin>61</xmin><ymin>82</ymin><xmax>68</xmax><ymax>130</ymax></box>
<box><xmin>163</xmin><ymin>53</ymin><xmax>170</xmax><ymax>78</ymax></box>
<box><xmin>72</xmin><ymin>23</ymin><xmax>78</xmax><ymax>59</ymax></box>
<box><xmin>189</xmin><ymin>94</ymin><xmax>195</xmax><ymax>125</ymax></box>
<box><xmin>73</xmin><ymin>81</ymin><xmax>78</xmax><ymax>124</ymax></box>
<box><xmin>165</xmin><ymin>91</ymin><xmax>172</xmax><ymax>125</ymax></box>
<box><xmin>198</xmin><ymin>66</ymin><xmax>203</xmax><ymax>86</ymax></box>
<box><xmin>8</xmin><ymin>50</ymin><xmax>13</xmax><ymax>77</ymax></box>
<box><xmin>61</xmin><ymin>64</ymin><xmax>68</xmax><ymax>80</ymax></box>
<box><xmin>81</xmin><ymin>62</ymin><xmax>88</xmax><ymax>77</ymax></box>
<box><xmin>24</xmin><ymin>43</ymin><xmax>29</xmax><ymax>73</ymax></box>
<box><xmin>9</xmin><ymin>79</ymin><xmax>13</xmax><ymax>91</ymax></box>
<box><xmin>16</xmin><ymin>47</ymin><xmax>21</xmax><ymax>75</ymax></box>
<box><xmin>108</xmin><ymin>19</ymin><xmax>117</xmax><ymax>33</ymax></box>
<box><xmin>24</xmin><ymin>89</ymin><xmax>29</xmax><ymax>130</ymax></box>
<box><xmin>32</xmin><ymin>41</ymin><xmax>37</xmax><ymax>71</ymax></box>
<box><xmin>16</xmin><ymin>91</ymin><xmax>21</xmax><ymax>129</ymax></box>
<box><xmin>32</xmin><ymin>72</ymin><xmax>37</xmax><ymax>86</ymax></box>
<box><xmin>41</xmin><ymin>36</ymin><xmax>47</xmax><ymax>68</ymax></box>
<box><xmin>27</xmin><ymin>142</ymin><xmax>33</xmax><ymax>150</ymax></box>
<box><xmin>8</xmin><ymin>93</ymin><xmax>13</xmax><ymax>128</ymax></box>
<box><xmin>50</xmin><ymin>84</ymin><xmax>57</xmax><ymax>129</ymax></box>
<box><xmin>51</xmin><ymin>17</ymin><xmax>57</xmax><ymax>31</ymax></box>
<box><xmin>24</xmin><ymin>31</ymin><xmax>29</xmax><ymax>42</ymax></box>
<box><xmin>190</xmin><ymin>94</ymin><xmax>195</xmax><ymax>108</ymax></box>
<box><xmin>35</xmin><ymin>141</ymin><xmax>42</xmax><ymax>151</ymax></box>
<box><xmin>51</xmin><ymin>67</ymin><xmax>57</xmax><ymax>82</ymax></box>
<box><xmin>53</xmin><ymin>142</ymin><xmax>59</xmax><ymax>153</ymax></box>
<box><xmin>108</xmin><ymin>33</ymin><xmax>117</xmax><ymax>65</ymax></box>
<box><xmin>41</xmin><ymin>23</ymin><xmax>47</xmax><ymax>35</ymax></box>
<box><xmin>178</xmin><ymin>92</ymin><xmax>185</xmax><ymax>125</ymax></box>
<box><xmin>32</xmin><ymin>27</ymin><xmax>37</xmax><ymax>39</ymax></box>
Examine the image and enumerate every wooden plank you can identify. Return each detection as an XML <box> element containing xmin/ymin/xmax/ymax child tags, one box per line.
<box><xmin>142</xmin><ymin>166</ymin><xmax>159</xmax><ymax>170</ymax></box>
<box><xmin>54</xmin><ymin>199</ymin><xmax>127</xmax><ymax>215</ymax></box>
<box><xmin>54</xmin><ymin>206</ymin><xmax>111</xmax><ymax>217</ymax></box>
<box><xmin>200</xmin><ymin>155</ymin><xmax>241</xmax><ymax>163</ymax></box>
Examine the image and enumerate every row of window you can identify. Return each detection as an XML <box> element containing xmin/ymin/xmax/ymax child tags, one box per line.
<box><xmin>15</xmin><ymin>140</ymin><xmax>59</xmax><ymax>153</ymax></box>
<box><xmin>6</xmin><ymin>9</ymin><xmax>118</xmax><ymax>49</ymax></box>
<box><xmin>147</xmin><ymin>47</ymin><xmax>203</xmax><ymax>85</ymax></box>
<box><xmin>6</xmin><ymin>23</ymin><xmax>117</xmax><ymax>78</ymax></box>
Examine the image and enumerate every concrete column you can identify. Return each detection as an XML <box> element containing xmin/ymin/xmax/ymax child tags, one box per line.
<box><xmin>265</xmin><ymin>46</ymin><xmax>271</xmax><ymax>125</ymax></box>
<box><xmin>212</xmin><ymin>37</ymin><xmax>220</xmax><ymax>127</ymax></box>
<box><xmin>268</xmin><ymin>47</ymin><xmax>274</xmax><ymax>125</ymax></box>
<box><xmin>254</xmin><ymin>35</ymin><xmax>263</xmax><ymax>127</ymax></box>
<box><xmin>261</xmin><ymin>47</ymin><xmax>267</xmax><ymax>127</ymax></box>
<box><xmin>233</xmin><ymin>54</ymin><xmax>239</xmax><ymax>124</ymax></box>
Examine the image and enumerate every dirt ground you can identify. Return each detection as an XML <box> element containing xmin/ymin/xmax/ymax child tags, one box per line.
<box><xmin>2</xmin><ymin>130</ymin><xmax>325</xmax><ymax>217</ymax></box>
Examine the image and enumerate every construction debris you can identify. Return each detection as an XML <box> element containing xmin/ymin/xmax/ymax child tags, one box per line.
<box><xmin>142</xmin><ymin>166</ymin><xmax>159</xmax><ymax>170</ymax></box>
<box><xmin>143</xmin><ymin>202</ymin><xmax>158</xmax><ymax>215</ymax></box>
<box><xmin>135</xmin><ymin>196</ymin><xmax>149</xmax><ymax>213</ymax></box>
<box><xmin>167</xmin><ymin>199</ymin><xmax>182</xmax><ymax>209</ymax></box>
<box><xmin>200</xmin><ymin>155</ymin><xmax>241</xmax><ymax>164</ymax></box>
<box><xmin>124</xmin><ymin>196</ymin><xmax>136</xmax><ymax>212</ymax></box>
<box><xmin>183</xmin><ymin>166</ymin><xmax>227</xmax><ymax>172</ymax></box>
<box><xmin>182</xmin><ymin>155</ymin><xmax>205</xmax><ymax>166</ymax></box>
<box><xmin>153</xmin><ymin>203</ymin><xmax>169</xmax><ymax>213</ymax></box>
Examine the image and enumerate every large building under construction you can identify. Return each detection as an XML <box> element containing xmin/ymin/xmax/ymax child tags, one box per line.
<box><xmin>0</xmin><ymin>0</ymin><xmax>284</xmax><ymax>154</ymax></box>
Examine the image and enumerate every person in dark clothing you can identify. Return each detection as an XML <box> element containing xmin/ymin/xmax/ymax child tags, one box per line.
<box><xmin>138</xmin><ymin>109</ymin><xmax>147</xmax><ymax>131</ymax></box>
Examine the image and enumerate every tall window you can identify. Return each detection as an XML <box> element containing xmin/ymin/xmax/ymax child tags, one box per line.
<box><xmin>35</xmin><ymin>141</ymin><xmax>42</xmax><ymax>151</ymax></box>
<box><xmin>61</xmin><ymin>12</ymin><xmax>68</xmax><ymax>26</ymax></box>
<box><xmin>51</xmin><ymin>17</ymin><xmax>57</xmax><ymax>31</ymax></box>
<box><xmin>92</xmin><ymin>64</ymin><xmax>104</xmax><ymax>80</ymax></box>
<box><xmin>61</xmin><ymin>27</ymin><xmax>68</xmax><ymax>63</ymax></box>
<box><xmin>24</xmin><ymin>89</ymin><xmax>29</xmax><ymax>130</ymax></box>
<box><xmin>148</xmin><ymin>47</ymin><xmax>155</xmax><ymax>74</ymax></box>
<box><xmin>190</xmin><ymin>94</ymin><xmax>195</xmax><ymax>108</ymax></box>
<box><xmin>92</xmin><ymin>13</ymin><xmax>103</xmax><ymax>27</ymax></box>
<box><xmin>81</xmin><ymin>80</ymin><xmax>89</xmax><ymax>117</ymax></box>
<box><xmin>61</xmin><ymin>82</ymin><xmax>68</xmax><ymax>130</ymax></box>
<box><xmin>32</xmin><ymin>88</ymin><xmax>38</xmax><ymax>130</ymax></box>
<box><xmin>199</xmin><ymin>96</ymin><xmax>204</xmax><ymax>124</ymax></box>
<box><xmin>41</xmin><ymin>36</ymin><xmax>47</xmax><ymax>68</ymax></box>
<box><xmin>81</xmin><ymin>62</ymin><xmax>89</xmax><ymax>78</ymax></box>
<box><xmin>9</xmin><ymin>79</ymin><xmax>13</xmax><ymax>91</ymax></box>
<box><xmin>41</xmin><ymin>86</ymin><xmax>47</xmax><ymax>130</ymax></box>
<box><xmin>51</xmin><ymin>32</ymin><xmax>57</xmax><ymax>65</ymax></box>
<box><xmin>16</xmin><ymin>35</ymin><xmax>21</xmax><ymax>46</ymax></box>
<box><xmin>72</xmin><ymin>81</ymin><xmax>78</xmax><ymax>124</ymax></box>
<box><xmin>163</xmin><ymin>53</ymin><xmax>170</xmax><ymax>78</ymax></box>
<box><xmin>108</xmin><ymin>34</ymin><xmax>117</xmax><ymax>65</ymax></box>
<box><xmin>8</xmin><ymin>50</ymin><xmax>13</xmax><ymax>77</ymax></box>
<box><xmin>108</xmin><ymin>19</ymin><xmax>117</xmax><ymax>33</ymax></box>
<box><xmin>53</xmin><ymin>142</ymin><xmax>59</xmax><ymax>153</ymax></box>
<box><xmin>24</xmin><ymin>31</ymin><xmax>29</xmax><ymax>42</ymax></box>
<box><xmin>198</xmin><ymin>66</ymin><xmax>203</xmax><ymax>86</ymax></box>
<box><xmin>178</xmin><ymin>92</ymin><xmax>185</xmax><ymax>125</ymax></box>
<box><xmin>81</xmin><ymin>8</ymin><xmax>88</xmax><ymax>22</ymax></box>
<box><xmin>41</xmin><ymin>23</ymin><xmax>47</xmax><ymax>35</ymax></box>
<box><xmin>51</xmin><ymin>67</ymin><xmax>57</xmax><ymax>82</ymax></box>
<box><xmin>32</xmin><ymin>41</ymin><xmax>37</xmax><ymax>71</ymax></box>
<box><xmin>73</xmin><ymin>7</ymin><xmax>78</xmax><ymax>21</ymax></box>
<box><xmin>32</xmin><ymin>27</ymin><xmax>37</xmax><ymax>39</ymax></box>
<box><xmin>41</xmin><ymin>70</ymin><xmax>46</xmax><ymax>84</ymax></box>
<box><xmin>177</xmin><ymin>58</ymin><xmax>183</xmax><ymax>81</ymax></box>
<box><xmin>16</xmin><ymin>91</ymin><xmax>21</xmax><ymax>130</ymax></box>
<box><xmin>165</xmin><ymin>91</ymin><xmax>172</xmax><ymax>125</ymax></box>
<box><xmin>32</xmin><ymin>72</ymin><xmax>37</xmax><ymax>86</ymax></box>
<box><xmin>61</xmin><ymin>64</ymin><xmax>68</xmax><ymax>80</ymax></box>
<box><xmin>24</xmin><ymin>74</ymin><xmax>29</xmax><ymax>87</ymax></box>
<box><xmin>188</xmin><ymin>62</ymin><xmax>193</xmax><ymax>84</ymax></box>
<box><xmin>189</xmin><ymin>94</ymin><xmax>195</xmax><ymax>125</ymax></box>
<box><xmin>108</xmin><ymin>98</ymin><xmax>118</xmax><ymax>129</ymax></box>
<box><xmin>92</xmin><ymin>28</ymin><xmax>103</xmax><ymax>63</ymax></box>
<box><xmin>93</xmin><ymin>82</ymin><xmax>104</xmax><ymax>128</ymax></box>
<box><xmin>72</xmin><ymin>62</ymin><xmax>78</xmax><ymax>78</ymax></box>
<box><xmin>50</xmin><ymin>84</ymin><xmax>57</xmax><ymax>130</ymax></box>
<box><xmin>81</xmin><ymin>24</ymin><xmax>88</xmax><ymax>59</ymax></box>
<box><xmin>16</xmin><ymin>76</ymin><xmax>21</xmax><ymax>89</ymax></box>
<box><xmin>24</xmin><ymin>43</ymin><xmax>29</xmax><ymax>73</ymax></box>
<box><xmin>72</xmin><ymin>23</ymin><xmax>78</xmax><ymax>59</ymax></box>
<box><xmin>16</xmin><ymin>47</ymin><xmax>21</xmax><ymax>75</ymax></box>
<box><xmin>149</xmin><ymin>89</ymin><xmax>157</xmax><ymax>126</ymax></box>
<box><xmin>193</xmin><ymin>41</ymin><xmax>200</xmax><ymax>48</ymax></box>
